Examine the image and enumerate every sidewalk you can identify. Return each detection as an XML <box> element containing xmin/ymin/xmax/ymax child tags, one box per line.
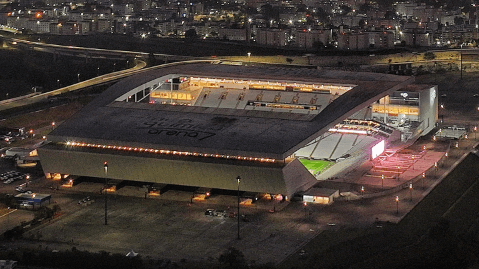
<box><xmin>313</xmin><ymin>134</ymin><xmax>478</xmax><ymax>200</ymax></box>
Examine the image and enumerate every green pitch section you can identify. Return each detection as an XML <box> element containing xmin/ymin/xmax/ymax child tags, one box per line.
<box><xmin>299</xmin><ymin>159</ymin><xmax>334</xmax><ymax>175</ymax></box>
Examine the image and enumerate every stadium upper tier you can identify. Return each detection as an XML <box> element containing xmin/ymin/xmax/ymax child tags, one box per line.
<box><xmin>44</xmin><ymin>62</ymin><xmax>414</xmax><ymax>161</ymax></box>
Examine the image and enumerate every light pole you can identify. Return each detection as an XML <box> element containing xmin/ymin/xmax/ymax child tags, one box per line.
<box><xmin>409</xmin><ymin>183</ymin><xmax>413</xmax><ymax>201</ymax></box>
<box><xmin>360</xmin><ymin>186</ymin><xmax>364</xmax><ymax>198</ymax></box>
<box><xmin>381</xmin><ymin>174</ymin><xmax>384</xmax><ymax>188</ymax></box>
<box><xmin>7</xmin><ymin>207</ymin><xmax>10</xmax><ymax>229</ymax></box>
<box><xmin>247</xmin><ymin>52</ymin><xmax>251</xmax><ymax>64</ymax></box>
<box><xmin>236</xmin><ymin>176</ymin><xmax>241</xmax><ymax>240</ymax></box>
<box><xmin>303</xmin><ymin>201</ymin><xmax>307</xmax><ymax>217</ymax></box>
<box><xmin>57</xmin><ymin>79</ymin><xmax>60</xmax><ymax>88</ymax></box>
<box><xmin>77</xmin><ymin>73</ymin><xmax>80</xmax><ymax>82</ymax></box>
<box><xmin>434</xmin><ymin>162</ymin><xmax>438</xmax><ymax>178</ymax></box>
<box><xmin>395</xmin><ymin>196</ymin><xmax>399</xmax><ymax>215</ymax></box>
<box><xmin>51</xmin><ymin>121</ymin><xmax>55</xmax><ymax>130</ymax></box>
<box><xmin>104</xmin><ymin>161</ymin><xmax>108</xmax><ymax>225</ymax></box>
<box><xmin>422</xmin><ymin>172</ymin><xmax>426</xmax><ymax>189</ymax></box>
<box><xmin>474</xmin><ymin>126</ymin><xmax>477</xmax><ymax>140</ymax></box>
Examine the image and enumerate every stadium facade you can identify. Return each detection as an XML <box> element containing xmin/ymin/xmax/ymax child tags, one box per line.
<box><xmin>37</xmin><ymin>62</ymin><xmax>438</xmax><ymax>199</ymax></box>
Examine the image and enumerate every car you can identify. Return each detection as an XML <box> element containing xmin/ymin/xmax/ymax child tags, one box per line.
<box><xmin>20</xmin><ymin>202</ymin><xmax>33</xmax><ymax>208</ymax></box>
<box><xmin>205</xmin><ymin>209</ymin><xmax>215</xmax><ymax>216</ymax></box>
<box><xmin>15</xmin><ymin>187</ymin><xmax>25</xmax><ymax>192</ymax></box>
<box><xmin>25</xmin><ymin>190</ymin><xmax>33</xmax><ymax>194</ymax></box>
<box><xmin>214</xmin><ymin>210</ymin><xmax>227</xmax><ymax>218</ymax></box>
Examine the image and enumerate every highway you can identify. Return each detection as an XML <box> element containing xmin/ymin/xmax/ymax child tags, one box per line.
<box><xmin>0</xmin><ymin>59</ymin><xmax>219</xmax><ymax>112</ymax></box>
<box><xmin>3</xmin><ymin>35</ymin><xmax>194</xmax><ymax>62</ymax></box>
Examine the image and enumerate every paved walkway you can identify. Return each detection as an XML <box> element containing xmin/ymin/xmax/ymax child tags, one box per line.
<box><xmin>312</xmin><ymin>133</ymin><xmax>478</xmax><ymax>204</ymax></box>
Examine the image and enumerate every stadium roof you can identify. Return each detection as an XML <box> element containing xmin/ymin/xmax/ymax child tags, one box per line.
<box><xmin>47</xmin><ymin>62</ymin><xmax>414</xmax><ymax>160</ymax></box>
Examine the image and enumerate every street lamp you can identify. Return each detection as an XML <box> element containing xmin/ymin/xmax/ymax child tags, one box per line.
<box><xmin>247</xmin><ymin>52</ymin><xmax>251</xmax><ymax>63</ymax></box>
<box><xmin>303</xmin><ymin>201</ymin><xmax>308</xmax><ymax>217</ymax></box>
<box><xmin>77</xmin><ymin>73</ymin><xmax>80</xmax><ymax>82</ymax></box>
<box><xmin>7</xmin><ymin>207</ymin><xmax>10</xmax><ymax>229</ymax></box>
<box><xmin>236</xmin><ymin>176</ymin><xmax>241</xmax><ymax>239</ymax></box>
<box><xmin>435</xmin><ymin>162</ymin><xmax>438</xmax><ymax>178</ymax></box>
<box><xmin>409</xmin><ymin>183</ymin><xmax>413</xmax><ymax>201</ymax></box>
<box><xmin>361</xmin><ymin>185</ymin><xmax>365</xmax><ymax>197</ymax></box>
<box><xmin>57</xmin><ymin>79</ymin><xmax>60</xmax><ymax>88</ymax></box>
<box><xmin>381</xmin><ymin>174</ymin><xmax>384</xmax><ymax>188</ymax></box>
<box><xmin>422</xmin><ymin>172</ymin><xmax>426</xmax><ymax>189</ymax></box>
<box><xmin>474</xmin><ymin>126</ymin><xmax>477</xmax><ymax>139</ymax></box>
<box><xmin>51</xmin><ymin>121</ymin><xmax>55</xmax><ymax>130</ymax></box>
<box><xmin>395</xmin><ymin>196</ymin><xmax>399</xmax><ymax>214</ymax></box>
<box><xmin>104</xmin><ymin>161</ymin><xmax>108</xmax><ymax>225</ymax></box>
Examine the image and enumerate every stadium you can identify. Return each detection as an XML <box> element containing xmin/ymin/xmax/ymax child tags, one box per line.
<box><xmin>37</xmin><ymin>61</ymin><xmax>438</xmax><ymax>201</ymax></box>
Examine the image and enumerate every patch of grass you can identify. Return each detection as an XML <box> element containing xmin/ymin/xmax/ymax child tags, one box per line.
<box><xmin>299</xmin><ymin>159</ymin><xmax>334</xmax><ymax>175</ymax></box>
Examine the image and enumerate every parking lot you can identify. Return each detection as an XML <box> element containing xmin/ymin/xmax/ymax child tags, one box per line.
<box><xmin>0</xmin><ymin>133</ymin><xmax>472</xmax><ymax>265</ymax></box>
<box><xmin>0</xmin><ymin>162</ymin><xmax>323</xmax><ymax>264</ymax></box>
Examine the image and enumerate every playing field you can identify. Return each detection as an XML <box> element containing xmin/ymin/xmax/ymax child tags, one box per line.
<box><xmin>299</xmin><ymin>159</ymin><xmax>334</xmax><ymax>175</ymax></box>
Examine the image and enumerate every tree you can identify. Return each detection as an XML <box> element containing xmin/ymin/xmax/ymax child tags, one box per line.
<box><xmin>424</xmin><ymin>51</ymin><xmax>436</xmax><ymax>61</ymax></box>
<box><xmin>286</xmin><ymin>58</ymin><xmax>294</xmax><ymax>64</ymax></box>
<box><xmin>218</xmin><ymin>247</ymin><xmax>247</xmax><ymax>269</ymax></box>
<box><xmin>184</xmin><ymin>28</ymin><xmax>198</xmax><ymax>39</ymax></box>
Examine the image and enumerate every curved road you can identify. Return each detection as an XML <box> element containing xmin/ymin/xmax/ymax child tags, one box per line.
<box><xmin>0</xmin><ymin>59</ymin><xmax>219</xmax><ymax>112</ymax></box>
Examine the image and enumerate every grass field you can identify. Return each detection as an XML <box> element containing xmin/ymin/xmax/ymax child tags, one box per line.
<box><xmin>299</xmin><ymin>159</ymin><xmax>333</xmax><ymax>175</ymax></box>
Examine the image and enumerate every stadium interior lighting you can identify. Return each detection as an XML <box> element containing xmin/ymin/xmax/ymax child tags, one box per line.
<box><xmin>65</xmin><ymin>141</ymin><xmax>277</xmax><ymax>163</ymax></box>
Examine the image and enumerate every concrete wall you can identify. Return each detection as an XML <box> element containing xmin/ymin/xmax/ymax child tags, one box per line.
<box><xmin>38</xmin><ymin>146</ymin><xmax>300</xmax><ymax>196</ymax></box>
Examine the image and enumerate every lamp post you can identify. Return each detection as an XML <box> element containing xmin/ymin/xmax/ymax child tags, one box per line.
<box><xmin>422</xmin><ymin>172</ymin><xmax>426</xmax><ymax>189</ymax></box>
<box><xmin>474</xmin><ymin>126</ymin><xmax>477</xmax><ymax>140</ymax></box>
<box><xmin>434</xmin><ymin>162</ymin><xmax>438</xmax><ymax>178</ymax></box>
<box><xmin>236</xmin><ymin>176</ymin><xmax>241</xmax><ymax>240</ymax></box>
<box><xmin>409</xmin><ymin>183</ymin><xmax>413</xmax><ymax>201</ymax></box>
<box><xmin>51</xmin><ymin>121</ymin><xmax>55</xmax><ymax>130</ymax></box>
<box><xmin>381</xmin><ymin>174</ymin><xmax>384</xmax><ymax>188</ymax></box>
<box><xmin>77</xmin><ymin>73</ymin><xmax>80</xmax><ymax>82</ymax></box>
<box><xmin>395</xmin><ymin>196</ymin><xmax>399</xmax><ymax>215</ymax></box>
<box><xmin>303</xmin><ymin>201</ymin><xmax>307</xmax><ymax>217</ymax></box>
<box><xmin>104</xmin><ymin>161</ymin><xmax>108</xmax><ymax>225</ymax></box>
<box><xmin>247</xmin><ymin>52</ymin><xmax>251</xmax><ymax>64</ymax></box>
<box><xmin>57</xmin><ymin>79</ymin><xmax>60</xmax><ymax>88</ymax></box>
<box><xmin>7</xmin><ymin>207</ymin><xmax>10</xmax><ymax>229</ymax></box>
<box><xmin>361</xmin><ymin>186</ymin><xmax>365</xmax><ymax>198</ymax></box>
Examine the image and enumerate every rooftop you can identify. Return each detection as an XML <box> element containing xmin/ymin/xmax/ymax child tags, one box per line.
<box><xmin>46</xmin><ymin>62</ymin><xmax>414</xmax><ymax>160</ymax></box>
